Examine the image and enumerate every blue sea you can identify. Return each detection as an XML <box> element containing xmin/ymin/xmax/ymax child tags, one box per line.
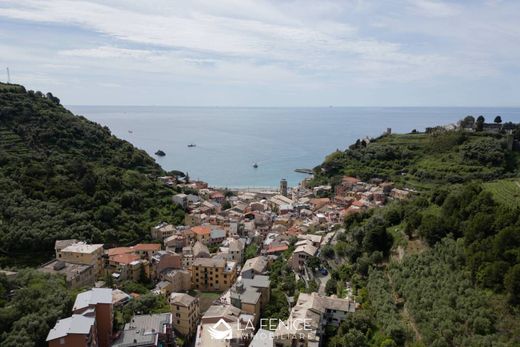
<box><xmin>68</xmin><ymin>106</ymin><xmax>520</xmax><ymax>188</ymax></box>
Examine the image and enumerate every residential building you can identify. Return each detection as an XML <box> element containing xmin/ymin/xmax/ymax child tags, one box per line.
<box><xmin>162</xmin><ymin>269</ymin><xmax>192</xmax><ymax>292</ymax></box>
<box><xmin>39</xmin><ymin>259</ymin><xmax>95</xmax><ymax>289</ymax></box>
<box><xmin>290</xmin><ymin>241</ymin><xmax>317</xmax><ymax>271</ymax></box>
<box><xmin>164</xmin><ymin>234</ymin><xmax>188</xmax><ymax>252</ymax></box>
<box><xmin>47</xmin><ymin>288</ymin><xmax>113</xmax><ymax>347</ymax></box>
<box><xmin>112</xmin><ymin>313</ymin><xmax>174</xmax><ymax>347</ymax></box>
<box><xmin>192</xmin><ymin>225</ymin><xmax>212</xmax><ymax>243</ymax></box>
<box><xmin>195</xmin><ymin>304</ymin><xmax>254</xmax><ymax>347</ymax></box>
<box><xmin>227</xmin><ymin>238</ymin><xmax>245</xmax><ymax>263</ymax></box>
<box><xmin>210</xmin><ymin>228</ymin><xmax>227</xmax><ymax>244</ymax></box>
<box><xmin>72</xmin><ymin>288</ymin><xmax>113</xmax><ymax>347</ymax></box>
<box><xmin>169</xmin><ymin>293</ymin><xmax>200</xmax><ymax>336</ymax></box>
<box><xmin>241</xmin><ymin>256</ymin><xmax>268</xmax><ymax>279</ymax></box>
<box><xmin>191</xmin><ymin>258</ymin><xmax>237</xmax><ymax>291</ymax></box>
<box><xmin>230</xmin><ymin>275</ymin><xmax>270</xmax><ymax>324</ymax></box>
<box><xmin>173</xmin><ymin>193</ymin><xmax>188</xmax><ymax>208</ymax></box>
<box><xmin>46</xmin><ymin>314</ymin><xmax>97</xmax><ymax>347</ymax></box>
<box><xmin>151</xmin><ymin>222</ymin><xmax>176</xmax><ymax>240</ymax></box>
<box><xmin>56</xmin><ymin>241</ymin><xmax>104</xmax><ymax>276</ymax></box>
<box><xmin>273</xmin><ymin>292</ymin><xmax>356</xmax><ymax>347</ymax></box>
<box><xmin>193</xmin><ymin>241</ymin><xmax>210</xmax><ymax>258</ymax></box>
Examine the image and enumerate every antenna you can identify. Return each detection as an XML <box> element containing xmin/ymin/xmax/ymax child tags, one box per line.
<box><xmin>6</xmin><ymin>67</ymin><xmax>10</xmax><ymax>84</ymax></box>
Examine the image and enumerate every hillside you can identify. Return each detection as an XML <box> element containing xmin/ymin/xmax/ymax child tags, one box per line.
<box><xmin>0</xmin><ymin>83</ymin><xmax>184</xmax><ymax>264</ymax></box>
<box><xmin>312</xmin><ymin>129</ymin><xmax>520</xmax><ymax>190</ymax></box>
<box><xmin>314</xmin><ymin>127</ymin><xmax>520</xmax><ymax>346</ymax></box>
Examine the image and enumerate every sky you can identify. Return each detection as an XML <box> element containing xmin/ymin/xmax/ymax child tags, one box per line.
<box><xmin>0</xmin><ymin>0</ymin><xmax>519</xmax><ymax>106</ymax></box>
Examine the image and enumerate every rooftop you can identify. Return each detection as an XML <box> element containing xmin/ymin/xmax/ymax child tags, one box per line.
<box><xmin>40</xmin><ymin>260</ymin><xmax>93</xmax><ymax>282</ymax></box>
<box><xmin>61</xmin><ymin>242</ymin><xmax>103</xmax><ymax>254</ymax></box>
<box><xmin>192</xmin><ymin>225</ymin><xmax>212</xmax><ymax>235</ymax></box>
<box><xmin>170</xmin><ymin>292</ymin><xmax>197</xmax><ymax>307</ymax></box>
<box><xmin>46</xmin><ymin>314</ymin><xmax>95</xmax><ymax>341</ymax></box>
<box><xmin>112</xmin><ymin>313</ymin><xmax>172</xmax><ymax>347</ymax></box>
<box><xmin>73</xmin><ymin>288</ymin><xmax>112</xmax><ymax>311</ymax></box>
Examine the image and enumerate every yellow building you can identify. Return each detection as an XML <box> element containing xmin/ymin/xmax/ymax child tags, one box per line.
<box><xmin>169</xmin><ymin>293</ymin><xmax>199</xmax><ymax>336</ymax></box>
<box><xmin>56</xmin><ymin>241</ymin><xmax>104</xmax><ymax>276</ymax></box>
<box><xmin>191</xmin><ymin>258</ymin><xmax>237</xmax><ymax>291</ymax></box>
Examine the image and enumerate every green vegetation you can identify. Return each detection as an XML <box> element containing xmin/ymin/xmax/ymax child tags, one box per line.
<box><xmin>0</xmin><ymin>269</ymin><xmax>73</xmax><ymax>347</ymax></box>
<box><xmin>315</xmin><ymin>126</ymin><xmax>520</xmax><ymax>346</ymax></box>
<box><xmin>0</xmin><ymin>83</ymin><xmax>184</xmax><ymax>263</ymax></box>
<box><xmin>312</xmin><ymin>130</ymin><xmax>520</xmax><ymax>190</ymax></box>
<box><xmin>483</xmin><ymin>179</ymin><xmax>520</xmax><ymax>208</ymax></box>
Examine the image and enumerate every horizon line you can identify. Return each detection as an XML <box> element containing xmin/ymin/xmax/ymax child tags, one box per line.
<box><xmin>66</xmin><ymin>104</ymin><xmax>520</xmax><ymax>109</ymax></box>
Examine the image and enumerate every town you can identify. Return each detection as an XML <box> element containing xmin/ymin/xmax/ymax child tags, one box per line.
<box><xmin>39</xmin><ymin>172</ymin><xmax>412</xmax><ymax>347</ymax></box>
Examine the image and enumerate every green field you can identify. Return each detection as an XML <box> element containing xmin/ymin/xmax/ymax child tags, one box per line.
<box><xmin>484</xmin><ymin>179</ymin><xmax>520</xmax><ymax>208</ymax></box>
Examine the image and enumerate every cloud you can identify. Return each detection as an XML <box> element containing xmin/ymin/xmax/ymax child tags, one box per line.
<box><xmin>0</xmin><ymin>0</ymin><xmax>518</xmax><ymax>105</ymax></box>
<box><xmin>407</xmin><ymin>0</ymin><xmax>460</xmax><ymax>17</ymax></box>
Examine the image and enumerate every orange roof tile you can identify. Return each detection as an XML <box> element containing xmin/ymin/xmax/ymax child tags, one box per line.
<box><xmin>192</xmin><ymin>226</ymin><xmax>212</xmax><ymax>235</ymax></box>
<box><xmin>110</xmin><ymin>253</ymin><xmax>140</xmax><ymax>265</ymax></box>
<box><xmin>267</xmin><ymin>245</ymin><xmax>289</xmax><ymax>253</ymax></box>
<box><xmin>133</xmin><ymin>243</ymin><xmax>161</xmax><ymax>252</ymax></box>
<box><xmin>107</xmin><ymin>247</ymin><xmax>132</xmax><ymax>256</ymax></box>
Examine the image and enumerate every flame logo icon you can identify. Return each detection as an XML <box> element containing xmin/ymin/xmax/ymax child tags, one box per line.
<box><xmin>208</xmin><ymin>318</ymin><xmax>233</xmax><ymax>340</ymax></box>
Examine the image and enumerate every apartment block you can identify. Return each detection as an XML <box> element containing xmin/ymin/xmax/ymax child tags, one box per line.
<box><xmin>169</xmin><ymin>293</ymin><xmax>200</xmax><ymax>336</ymax></box>
<box><xmin>191</xmin><ymin>258</ymin><xmax>237</xmax><ymax>291</ymax></box>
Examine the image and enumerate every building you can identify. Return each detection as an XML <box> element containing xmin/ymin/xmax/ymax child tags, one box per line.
<box><xmin>47</xmin><ymin>288</ymin><xmax>113</xmax><ymax>347</ymax></box>
<box><xmin>192</xmin><ymin>225</ymin><xmax>212</xmax><ymax>243</ymax></box>
<box><xmin>297</xmin><ymin>234</ymin><xmax>322</xmax><ymax>248</ymax></box>
<box><xmin>173</xmin><ymin>193</ymin><xmax>188</xmax><ymax>208</ymax></box>
<box><xmin>273</xmin><ymin>292</ymin><xmax>356</xmax><ymax>347</ymax></box>
<box><xmin>150</xmin><ymin>251</ymin><xmax>182</xmax><ymax>279</ymax></box>
<box><xmin>72</xmin><ymin>288</ymin><xmax>113</xmax><ymax>347</ymax></box>
<box><xmin>39</xmin><ymin>259</ymin><xmax>95</xmax><ymax>289</ymax></box>
<box><xmin>162</xmin><ymin>269</ymin><xmax>192</xmax><ymax>292</ymax></box>
<box><xmin>106</xmin><ymin>253</ymin><xmax>148</xmax><ymax>282</ymax></box>
<box><xmin>195</xmin><ymin>304</ymin><xmax>254</xmax><ymax>347</ymax></box>
<box><xmin>112</xmin><ymin>313</ymin><xmax>174</xmax><ymax>347</ymax></box>
<box><xmin>241</xmin><ymin>256</ymin><xmax>268</xmax><ymax>279</ymax></box>
<box><xmin>229</xmin><ymin>275</ymin><xmax>270</xmax><ymax>324</ymax></box>
<box><xmin>191</xmin><ymin>258</ymin><xmax>237</xmax><ymax>291</ymax></box>
<box><xmin>290</xmin><ymin>241</ymin><xmax>317</xmax><ymax>271</ymax></box>
<box><xmin>280</xmin><ymin>178</ymin><xmax>288</xmax><ymax>197</ymax></box>
<box><xmin>151</xmin><ymin>222</ymin><xmax>176</xmax><ymax>240</ymax></box>
<box><xmin>56</xmin><ymin>241</ymin><xmax>104</xmax><ymax>276</ymax></box>
<box><xmin>46</xmin><ymin>314</ymin><xmax>97</xmax><ymax>347</ymax></box>
<box><xmin>164</xmin><ymin>234</ymin><xmax>188</xmax><ymax>252</ymax></box>
<box><xmin>193</xmin><ymin>241</ymin><xmax>211</xmax><ymax>259</ymax></box>
<box><xmin>54</xmin><ymin>239</ymin><xmax>78</xmax><ymax>256</ymax></box>
<box><xmin>210</xmin><ymin>228</ymin><xmax>227</xmax><ymax>244</ymax></box>
<box><xmin>227</xmin><ymin>238</ymin><xmax>245</xmax><ymax>263</ymax></box>
<box><xmin>169</xmin><ymin>293</ymin><xmax>200</xmax><ymax>336</ymax></box>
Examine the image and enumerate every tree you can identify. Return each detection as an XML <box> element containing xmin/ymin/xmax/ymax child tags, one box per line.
<box><xmin>462</xmin><ymin>115</ymin><xmax>475</xmax><ymax>128</ymax></box>
<box><xmin>306</xmin><ymin>256</ymin><xmax>321</xmax><ymax>270</ymax></box>
<box><xmin>325</xmin><ymin>277</ymin><xmax>338</xmax><ymax>295</ymax></box>
<box><xmin>494</xmin><ymin>115</ymin><xmax>502</xmax><ymax>124</ymax></box>
<box><xmin>476</xmin><ymin>116</ymin><xmax>485</xmax><ymax>131</ymax></box>
<box><xmin>244</xmin><ymin>244</ymin><xmax>258</xmax><ymax>261</ymax></box>
<box><xmin>505</xmin><ymin>264</ymin><xmax>520</xmax><ymax>305</ymax></box>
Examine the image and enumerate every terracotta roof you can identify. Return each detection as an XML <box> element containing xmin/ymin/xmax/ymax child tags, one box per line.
<box><xmin>133</xmin><ymin>243</ymin><xmax>161</xmax><ymax>252</ymax></box>
<box><xmin>267</xmin><ymin>245</ymin><xmax>288</xmax><ymax>253</ymax></box>
<box><xmin>110</xmin><ymin>253</ymin><xmax>140</xmax><ymax>265</ymax></box>
<box><xmin>107</xmin><ymin>247</ymin><xmax>131</xmax><ymax>256</ymax></box>
<box><xmin>192</xmin><ymin>226</ymin><xmax>212</xmax><ymax>235</ymax></box>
